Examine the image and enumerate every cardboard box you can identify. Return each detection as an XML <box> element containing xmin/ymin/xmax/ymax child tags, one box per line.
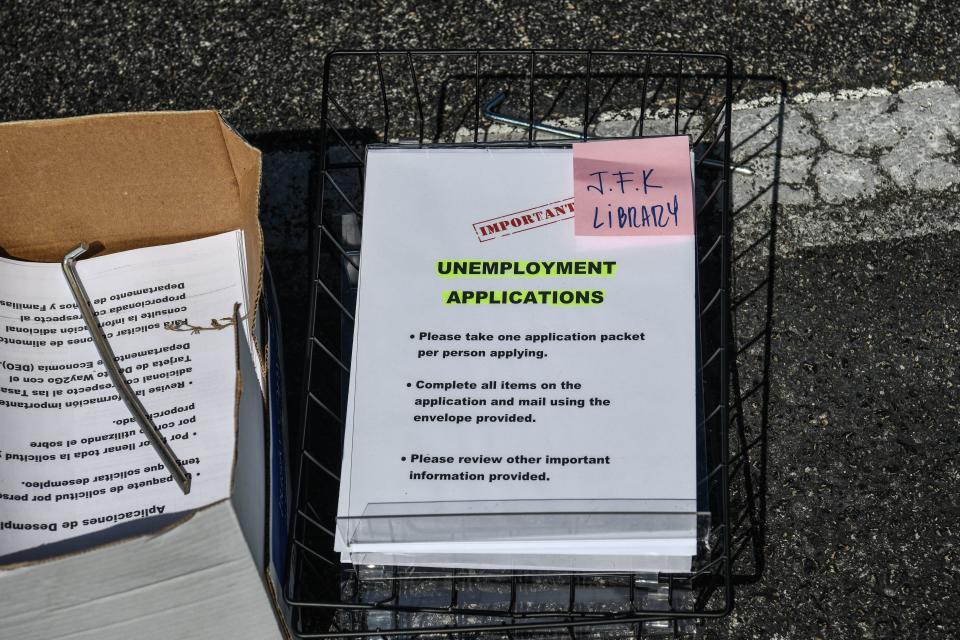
<box><xmin>0</xmin><ymin>112</ymin><xmax>288</xmax><ymax>640</ymax></box>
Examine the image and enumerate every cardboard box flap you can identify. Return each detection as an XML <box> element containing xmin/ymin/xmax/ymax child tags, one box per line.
<box><xmin>0</xmin><ymin>110</ymin><xmax>262</xmax><ymax>313</ymax></box>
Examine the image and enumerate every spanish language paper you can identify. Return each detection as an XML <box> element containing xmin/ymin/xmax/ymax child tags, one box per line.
<box><xmin>336</xmin><ymin>146</ymin><xmax>700</xmax><ymax>572</ymax></box>
<box><xmin>0</xmin><ymin>231</ymin><xmax>250</xmax><ymax>559</ymax></box>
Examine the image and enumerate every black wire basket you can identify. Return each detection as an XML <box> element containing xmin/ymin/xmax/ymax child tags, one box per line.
<box><xmin>285</xmin><ymin>49</ymin><xmax>758</xmax><ymax>639</ymax></box>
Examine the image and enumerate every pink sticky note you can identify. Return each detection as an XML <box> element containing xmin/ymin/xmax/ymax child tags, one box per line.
<box><xmin>573</xmin><ymin>136</ymin><xmax>694</xmax><ymax>236</ymax></box>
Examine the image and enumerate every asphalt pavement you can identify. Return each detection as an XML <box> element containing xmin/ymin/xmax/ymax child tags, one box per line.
<box><xmin>1</xmin><ymin>2</ymin><xmax>958</xmax><ymax>131</ymax></box>
<box><xmin>1</xmin><ymin>2</ymin><xmax>958</xmax><ymax>638</ymax></box>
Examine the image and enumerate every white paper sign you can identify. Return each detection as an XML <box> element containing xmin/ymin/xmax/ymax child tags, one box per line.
<box><xmin>337</xmin><ymin>148</ymin><xmax>698</xmax><ymax>554</ymax></box>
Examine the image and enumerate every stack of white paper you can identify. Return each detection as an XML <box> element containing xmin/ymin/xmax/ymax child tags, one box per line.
<box><xmin>0</xmin><ymin>231</ymin><xmax>285</xmax><ymax>639</ymax></box>
<box><xmin>336</xmin><ymin>147</ymin><xmax>700</xmax><ymax>573</ymax></box>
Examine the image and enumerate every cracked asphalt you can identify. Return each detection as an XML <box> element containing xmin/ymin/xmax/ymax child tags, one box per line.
<box><xmin>1</xmin><ymin>2</ymin><xmax>959</xmax><ymax>639</ymax></box>
<box><xmin>731</xmin><ymin>83</ymin><xmax>960</xmax><ymax>252</ymax></box>
<box><xmin>569</xmin><ymin>79</ymin><xmax>960</xmax><ymax>638</ymax></box>
<box><xmin>728</xmin><ymin>81</ymin><xmax>960</xmax><ymax>637</ymax></box>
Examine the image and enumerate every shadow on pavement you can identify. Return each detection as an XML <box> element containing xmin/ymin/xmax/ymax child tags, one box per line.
<box><xmin>726</xmin><ymin>74</ymin><xmax>785</xmax><ymax>589</ymax></box>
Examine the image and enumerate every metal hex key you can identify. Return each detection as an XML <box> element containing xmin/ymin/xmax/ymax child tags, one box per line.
<box><xmin>61</xmin><ymin>242</ymin><xmax>192</xmax><ymax>495</ymax></box>
<box><xmin>483</xmin><ymin>91</ymin><xmax>753</xmax><ymax>175</ymax></box>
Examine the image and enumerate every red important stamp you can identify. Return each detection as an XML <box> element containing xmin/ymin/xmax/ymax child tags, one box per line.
<box><xmin>472</xmin><ymin>198</ymin><xmax>575</xmax><ymax>242</ymax></box>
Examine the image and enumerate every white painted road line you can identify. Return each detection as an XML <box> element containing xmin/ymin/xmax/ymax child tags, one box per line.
<box><xmin>730</xmin><ymin>82</ymin><xmax>959</xmax><ymax>254</ymax></box>
<box><xmin>462</xmin><ymin>82</ymin><xmax>960</xmax><ymax>255</ymax></box>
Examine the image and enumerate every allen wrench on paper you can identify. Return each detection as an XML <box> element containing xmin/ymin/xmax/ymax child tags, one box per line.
<box><xmin>483</xmin><ymin>91</ymin><xmax>753</xmax><ymax>175</ymax></box>
<box><xmin>62</xmin><ymin>243</ymin><xmax>192</xmax><ymax>495</ymax></box>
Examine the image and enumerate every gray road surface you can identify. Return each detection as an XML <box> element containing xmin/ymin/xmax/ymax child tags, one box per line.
<box><xmin>1</xmin><ymin>2</ymin><xmax>958</xmax><ymax>638</ymax></box>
